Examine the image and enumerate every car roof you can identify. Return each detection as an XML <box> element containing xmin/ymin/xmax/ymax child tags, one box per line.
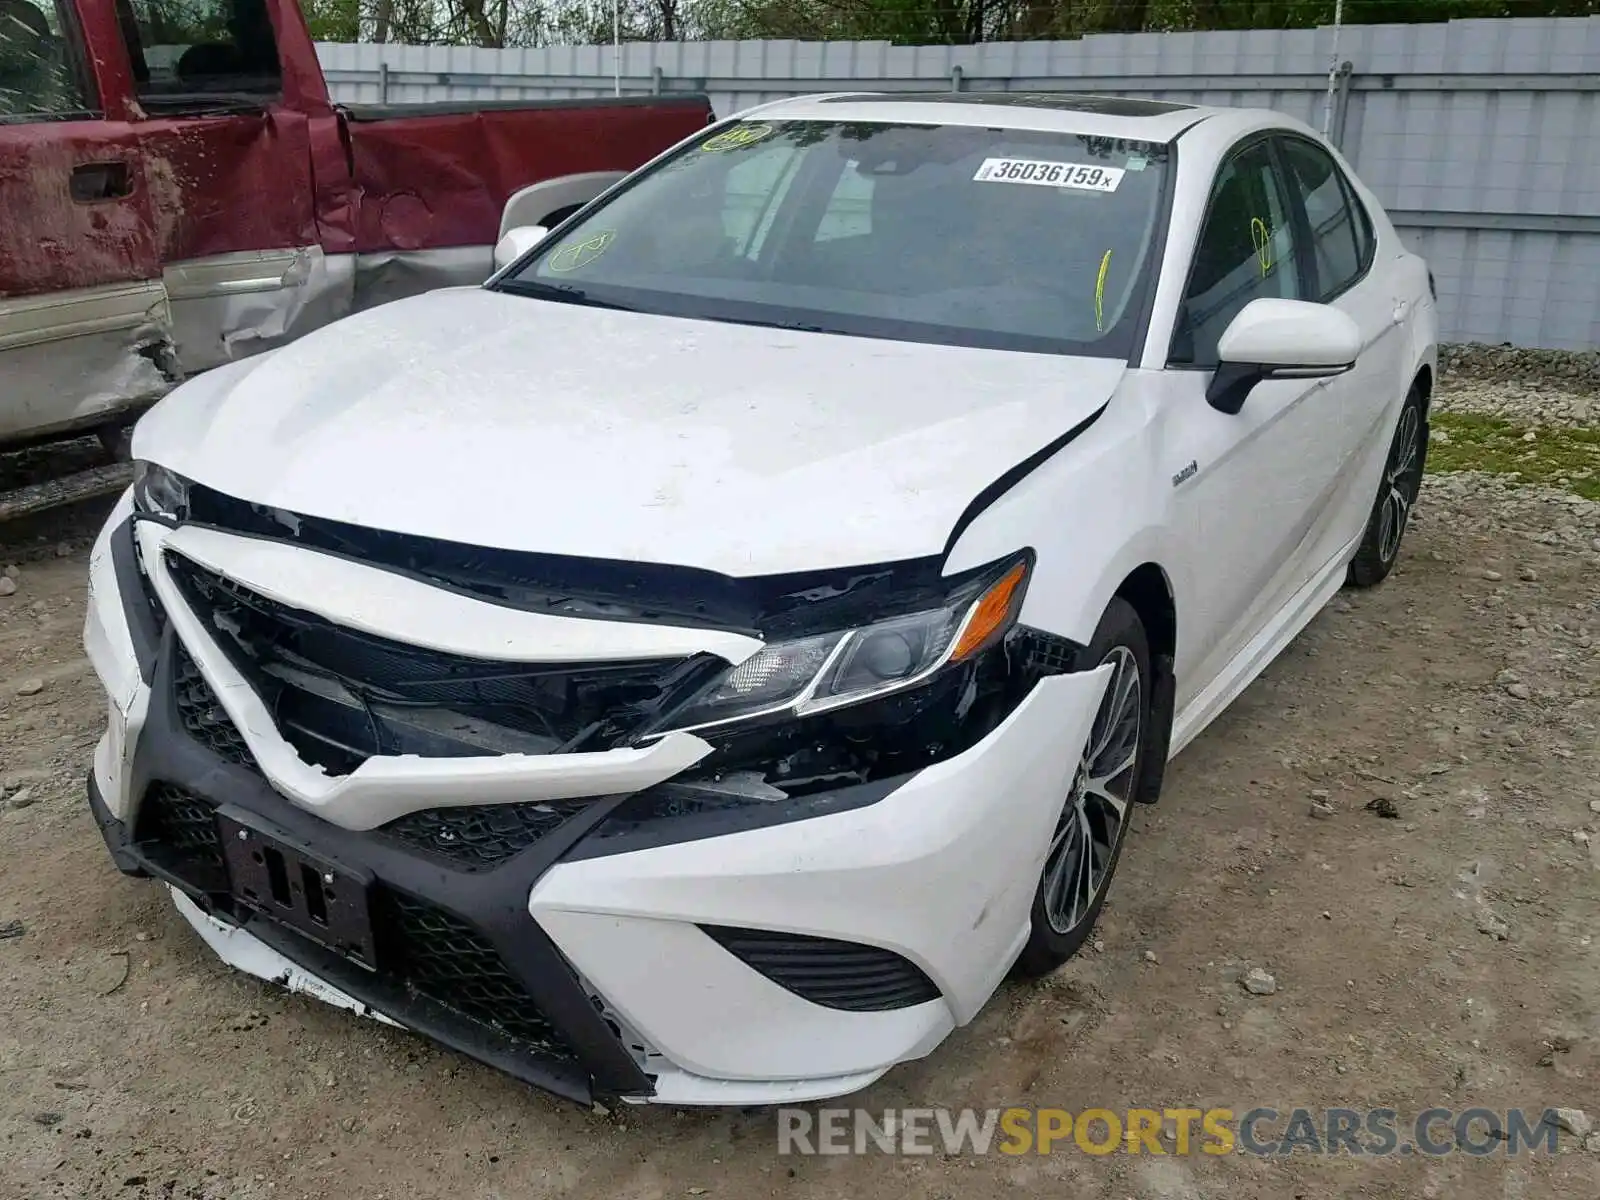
<box><xmin>740</xmin><ymin>91</ymin><xmax>1233</xmax><ymax>143</ymax></box>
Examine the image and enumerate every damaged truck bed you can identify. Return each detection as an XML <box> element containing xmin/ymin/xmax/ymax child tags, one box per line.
<box><xmin>0</xmin><ymin>0</ymin><xmax>713</xmax><ymax>515</ymax></box>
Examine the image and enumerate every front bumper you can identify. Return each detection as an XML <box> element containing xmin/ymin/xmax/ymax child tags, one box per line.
<box><xmin>83</xmin><ymin>503</ymin><xmax>1108</xmax><ymax>1104</ymax></box>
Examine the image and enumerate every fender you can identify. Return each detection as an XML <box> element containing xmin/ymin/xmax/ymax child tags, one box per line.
<box><xmin>943</xmin><ymin>382</ymin><xmax>1180</xmax><ymax>652</ymax></box>
<box><xmin>499</xmin><ymin>172</ymin><xmax>630</xmax><ymax>240</ymax></box>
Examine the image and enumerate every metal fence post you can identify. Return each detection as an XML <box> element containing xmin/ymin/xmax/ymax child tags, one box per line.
<box><xmin>950</xmin><ymin>65</ymin><xmax>964</xmax><ymax>93</ymax></box>
<box><xmin>378</xmin><ymin>60</ymin><xmax>389</xmax><ymax>104</ymax></box>
<box><xmin>1332</xmin><ymin>60</ymin><xmax>1354</xmax><ymax>150</ymax></box>
<box><xmin>652</xmin><ymin>65</ymin><xmax>664</xmax><ymax>95</ymax></box>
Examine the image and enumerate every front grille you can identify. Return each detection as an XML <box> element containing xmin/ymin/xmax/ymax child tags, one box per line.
<box><xmin>172</xmin><ymin>641</ymin><xmax>257</xmax><ymax>767</ymax></box>
<box><xmin>383</xmin><ymin>893</ymin><xmax>577</xmax><ymax>1060</ymax></box>
<box><xmin>382</xmin><ymin>801</ymin><xmax>589</xmax><ymax>871</ymax></box>
<box><xmin>701</xmin><ymin>926</ymin><xmax>942</xmax><ymax>1012</ymax></box>
<box><xmin>134</xmin><ymin>783</ymin><xmax>228</xmax><ymax>891</ymax></box>
<box><xmin>163</xmin><ymin>552</ymin><xmax>716</xmax><ymax>775</ymax></box>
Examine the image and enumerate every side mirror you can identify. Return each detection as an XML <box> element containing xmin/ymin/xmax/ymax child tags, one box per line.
<box><xmin>492</xmin><ymin>225</ymin><xmax>549</xmax><ymax>273</ymax></box>
<box><xmin>1205</xmin><ymin>298</ymin><xmax>1361</xmax><ymax>415</ymax></box>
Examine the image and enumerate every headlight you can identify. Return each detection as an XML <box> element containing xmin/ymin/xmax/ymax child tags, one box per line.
<box><xmin>659</xmin><ymin>556</ymin><xmax>1030</xmax><ymax>734</ymax></box>
<box><xmin>131</xmin><ymin>461</ymin><xmax>190</xmax><ymax>521</ymax></box>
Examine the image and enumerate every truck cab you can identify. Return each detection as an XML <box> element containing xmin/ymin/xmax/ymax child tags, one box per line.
<box><xmin>0</xmin><ymin>0</ymin><xmax>712</xmax><ymax>475</ymax></box>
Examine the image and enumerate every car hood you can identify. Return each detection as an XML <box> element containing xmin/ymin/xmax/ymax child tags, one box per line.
<box><xmin>136</xmin><ymin>288</ymin><xmax>1126</xmax><ymax>577</ymax></box>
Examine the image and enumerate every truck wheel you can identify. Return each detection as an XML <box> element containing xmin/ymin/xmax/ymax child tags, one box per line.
<box><xmin>540</xmin><ymin>204</ymin><xmax>584</xmax><ymax>231</ymax></box>
<box><xmin>98</xmin><ymin>424</ymin><xmax>135</xmax><ymax>462</ymax></box>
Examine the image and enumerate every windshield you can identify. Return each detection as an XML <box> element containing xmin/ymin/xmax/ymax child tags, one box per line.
<box><xmin>497</xmin><ymin>119</ymin><xmax>1171</xmax><ymax>358</ymax></box>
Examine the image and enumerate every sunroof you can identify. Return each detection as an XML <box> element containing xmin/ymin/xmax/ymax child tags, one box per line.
<box><xmin>818</xmin><ymin>92</ymin><xmax>1193</xmax><ymax>117</ymax></box>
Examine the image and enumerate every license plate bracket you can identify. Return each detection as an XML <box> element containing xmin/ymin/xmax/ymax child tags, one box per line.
<box><xmin>217</xmin><ymin>807</ymin><xmax>378</xmax><ymax>970</ymax></box>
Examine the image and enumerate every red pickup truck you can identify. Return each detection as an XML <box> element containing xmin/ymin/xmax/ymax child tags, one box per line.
<box><xmin>0</xmin><ymin>0</ymin><xmax>712</xmax><ymax>510</ymax></box>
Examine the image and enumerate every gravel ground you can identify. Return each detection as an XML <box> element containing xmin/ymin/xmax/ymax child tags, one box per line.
<box><xmin>1439</xmin><ymin>345</ymin><xmax>1600</xmax><ymax>392</ymax></box>
<box><xmin>1435</xmin><ymin>347</ymin><xmax>1599</xmax><ymax>430</ymax></box>
<box><xmin>1</xmin><ymin>361</ymin><xmax>1598</xmax><ymax>1200</ymax></box>
<box><xmin>1435</xmin><ymin>377</ymin><xmax>1597</xmax><ymax>430</ymax></box>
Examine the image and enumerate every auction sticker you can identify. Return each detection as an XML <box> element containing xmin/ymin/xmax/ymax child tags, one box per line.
<box><xmin>973</xmin><ymin>158</ymin><xmax>1124</xmax><ymax>192</ymax></box>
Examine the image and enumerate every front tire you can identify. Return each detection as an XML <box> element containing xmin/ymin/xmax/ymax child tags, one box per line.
<box><xmin>1014</xmin><ymin>598</ymin><xmax>1151</xmax><ymax>977</ymax></box>
<box><xmin>1347</xmin><ymin>383</ymin><xmax>1427</xmax><ymax>588</ymax></box>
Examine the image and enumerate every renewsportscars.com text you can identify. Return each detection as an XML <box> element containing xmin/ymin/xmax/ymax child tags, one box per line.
<box><xmin>776</xmin><ymin>1106</ymin><xmax>1573</xmax><ymax>1157</ymax></box>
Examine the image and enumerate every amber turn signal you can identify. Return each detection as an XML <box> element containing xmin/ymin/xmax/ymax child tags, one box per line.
<box><xmin>950</xmin><ymin>561</ymin><xmax>1029</xmax><ymax>662</ymax></box>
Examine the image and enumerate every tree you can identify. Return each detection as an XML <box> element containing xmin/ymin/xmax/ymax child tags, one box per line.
<box><xmin>302</xmin><ymin>0</ymin><xmax>1600</xmax><ymax>47</ymax></box>
<box><xmin>303</xmin><ymin>0</ymin><xmax>360</xmax><ymax>41</ymax></box>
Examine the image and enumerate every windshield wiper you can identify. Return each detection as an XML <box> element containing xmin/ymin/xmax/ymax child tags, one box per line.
<box><xmin>496</xmin><ymin>279</ymin><xmax>636</xmax><ymax>311</ymax></box>
<box><xmin>698</xmin><ymin>313</ymin><xmax>829</xmax><ymax>335</ymax></box>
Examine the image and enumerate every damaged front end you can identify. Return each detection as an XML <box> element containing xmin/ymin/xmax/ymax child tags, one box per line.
<box><xmin>93</xmin><ymin>469</ymin><xmax>1086</xmax><ymax>1102</ymax></box>
<box><xmin>156</xmin><ymin>470</ymin><xmax>1085</xmax><ymax>818</ymax></box>
<box><xmin>579</xmin><ymin>617</ymin><xmax>1079</xmax><ymax>857</ymax></box>
<box><xmin>165</xmin><ymin>551</ymin><xmax>724</xmax><ymax>773</ymax></box>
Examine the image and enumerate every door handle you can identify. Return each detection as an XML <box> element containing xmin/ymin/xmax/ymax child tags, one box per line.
<box><xmin>70</xmin><ymin>161</ymin><xmax>132</xmax><ymax>203</ymax></box>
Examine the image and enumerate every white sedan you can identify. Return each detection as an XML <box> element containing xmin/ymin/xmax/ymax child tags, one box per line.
<box><xmin>83</xmin><ymin>91</ymin><xmax>1436</xmax><ymax>1105</ymax></box>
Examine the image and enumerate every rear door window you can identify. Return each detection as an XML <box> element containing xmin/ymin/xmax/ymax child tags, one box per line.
<box><xmin>114</xmin><ymin>0</ymin><xmax>281</xmax><ymax>105</ymax></box>
<box><xmin>1339</xmin><ymin>168</ymin><xmax>1376</xmax><ymax>272</ymax></box>
<box><xmin>1279</xmin><ymin>136</ymin><xmax>1369</xmax><ymax>302</ymax></box>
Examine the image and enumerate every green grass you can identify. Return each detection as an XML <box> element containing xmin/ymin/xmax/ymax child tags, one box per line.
<box><xmin>1427</xmin><ymin>412</ymin><xmax>1600</xmax><ymax>501</ymax></box>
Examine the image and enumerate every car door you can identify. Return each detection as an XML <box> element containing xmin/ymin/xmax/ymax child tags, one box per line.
<box><xmin>109</xmin><ymin>0</ymin><xmax>325</xmax><ymax>374</ymax></box>
<box><xmin>1162</xmin><ymin>134</ymin><xmax>1358</xmax><ymax>705</ymax></box>
<box><xmin>0</xmin><ymin>0</ymin><xmax>167</xmax><ymax>445</ymax></box>
<box><xmin>1274</xmin><ymin>133</ymin><xmax>1410</xmax><ymax>557</ymax></box>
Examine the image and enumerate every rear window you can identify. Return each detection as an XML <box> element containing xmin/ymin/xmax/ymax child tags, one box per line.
<box><xmin>115</xmin><ymin>0</ymin><xmax>281</xmax><ymax>105</ymax></box>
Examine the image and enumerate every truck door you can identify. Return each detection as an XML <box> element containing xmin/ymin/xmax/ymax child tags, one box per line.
<box><xmin>109</xmin><ymin>0</ymin><xmax>335</xmax><ymax>374</ymax></box>
<box><xmin>0</xmin><ymin>0</ymin><xmax>167</xmax><ymax>446</ymax></box>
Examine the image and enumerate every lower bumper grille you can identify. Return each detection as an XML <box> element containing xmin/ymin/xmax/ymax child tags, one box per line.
<box><xmin>385</xmin><ymin>893</ymin><xmax>576</xmax><ymax>1057</ymax></box>
<box><xmin>701</xmin><ymin>925</ymin><xmax>942</xmax><ymax>1012</ymax></box>
<box><xmin>135</xmin><ymin>782</ymin><xmax>229</xmax><ymax>891</ymax></box>
<box><xmin>382</xmin><ymin>801</ymin><xmax>589</xmax><ymax>871</ymax></box>
<box><xmin>134</xmin><ymin>783</ymin><xmax>580</xmax><ymax>1067</ymax></box>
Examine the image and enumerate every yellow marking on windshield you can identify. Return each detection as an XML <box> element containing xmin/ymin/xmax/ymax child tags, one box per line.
<box><xmin>548</xmin><ymin>229</ymin><xmax>616</xmax><ymax>273</ymax></box>
<box><xmin>1095</xmin><ymin>249</ymin><xmax>1113</xmax><ymax>333</ymax></box>
<box><xmin>1250</xmin><ymin>218</ymin><xmax>1274</xmax><ymax>277</ymax></box>
<box><xmin>701</xmin><ymin>123</ymin><xmax>774</xmax><ymax>152</ymax></box>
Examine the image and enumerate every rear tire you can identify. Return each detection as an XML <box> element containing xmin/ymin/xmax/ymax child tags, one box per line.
<box><xmin>1347</xmin><ymin>383</ymin><xmax>1427</xmax><ymax>588</ymax></box>
<box><xmin>1014</xmin><ymin>598</ymin><xmax>1151</xmax><ymax>977</ymax></box>
<box><xmin>97</xmin><ymin>422</ymin><xmax>134</xmax><ymax>462</ymax></box>
<box><xmin>539</xmin><ymin>204</ymin><xmax>584</xmax><ymax>231</ymax></box>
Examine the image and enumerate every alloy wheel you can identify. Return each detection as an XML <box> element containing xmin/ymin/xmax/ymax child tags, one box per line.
<box><xmin>1377</xmin><ymin>404</ymin><xmax>1423</xmax><ymax>564</ymax></box>
<box><xmin>1041</xmin><ymin>645</ymin><xmax>1141</xmax><ymax>935</ymax></box>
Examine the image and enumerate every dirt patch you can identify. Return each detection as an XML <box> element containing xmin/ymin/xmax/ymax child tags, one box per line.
<box><xmin>2</xmin><ymin>473</ymin><xmax>1598</xmax><ymax>1200</ymax></box>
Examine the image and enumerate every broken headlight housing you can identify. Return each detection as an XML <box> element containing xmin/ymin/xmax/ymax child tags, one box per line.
<box><xmin>655</xmin><ymin>555</ymin><xmax>1031</xmax><ymax>735</ymax></box>
<box><xmin>131</xmin><ymin>461</ymin><xmax>191</xmax><ymax>522</ymax></box>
